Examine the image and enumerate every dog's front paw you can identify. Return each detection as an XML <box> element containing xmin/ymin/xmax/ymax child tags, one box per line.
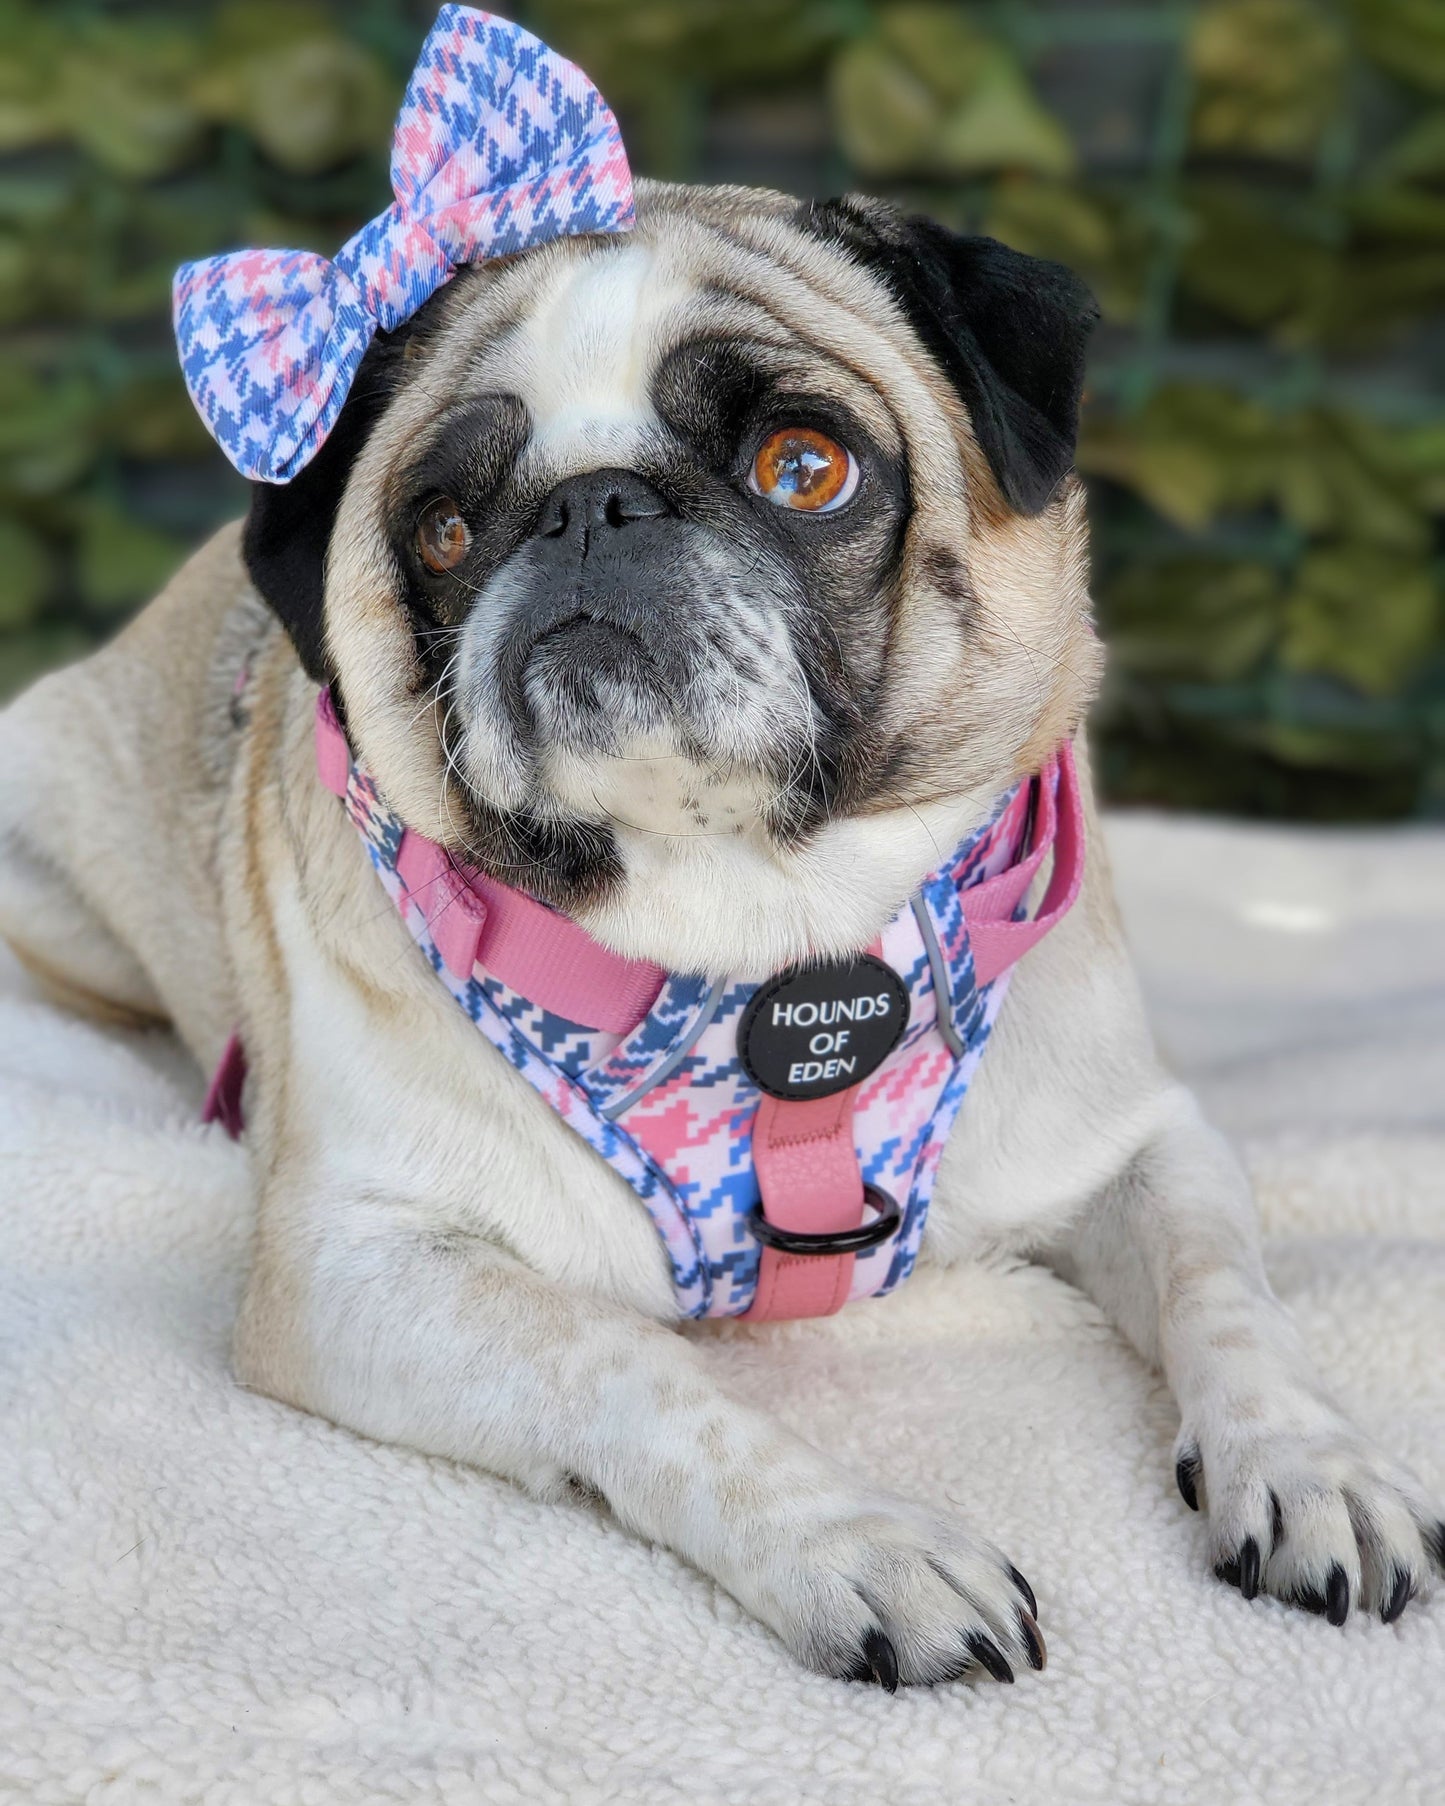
<box><xmin>737</xmin><ymin>1494</ymin><xmax>1044</xmax><ymax>1690</ymax></box>
<box><xmin>1174</xmin><ymin>1401</ymin><xmax>1445</xmax><ymax>1624</ymax></box>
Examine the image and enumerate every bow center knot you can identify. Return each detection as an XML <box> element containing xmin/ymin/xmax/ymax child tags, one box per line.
<box><xmin>335</xmin><ymin>203</ymin><xmax>455</xmax><ymax>335</ymax></box>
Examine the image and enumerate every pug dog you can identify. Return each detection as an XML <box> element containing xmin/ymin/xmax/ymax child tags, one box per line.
<box><xmin>1</xmin><ymin>182</ymin><xmax>1439</xmax><ymax>1690</ymax></box>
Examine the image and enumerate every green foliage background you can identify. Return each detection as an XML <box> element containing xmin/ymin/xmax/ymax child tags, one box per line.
<box><xmin>2</xmin><ymin>0</ymin><xmax>1442</xmax><ymax>817</ymax></box>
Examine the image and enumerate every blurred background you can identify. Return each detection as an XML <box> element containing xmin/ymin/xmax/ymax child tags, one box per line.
<box><xmin>1</xmin><ymin>0</ymin><xmax>1441</xmax><ymax>818</ymax></box>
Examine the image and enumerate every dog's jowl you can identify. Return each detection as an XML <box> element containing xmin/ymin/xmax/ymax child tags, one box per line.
<box><xmin>1</xmin><ymin>6</ymin><xmax>1439</xmax><ymax>1691</ymax></box>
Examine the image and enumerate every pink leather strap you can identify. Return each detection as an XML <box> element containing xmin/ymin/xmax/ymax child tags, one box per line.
<box><xmin>316</xmin><ymin>690</ymin><xmax>665</xmax><ymax>1035</ymax></box>
<box><xmin>741</xmin><ymin>1088</ymin><xmax>866</xmax><ymax>1322</ymax></box>
<box><xmin>314</xmin><ymin>689</ymin><xmax>352</xmax><ymax>799</ymax></box>
<box><xmin>965</xmin><ymin>740</ymin><xmax>1085</xmax><ymax>987</ymax></box>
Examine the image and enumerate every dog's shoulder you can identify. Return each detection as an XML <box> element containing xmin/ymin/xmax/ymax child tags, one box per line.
<box><xmin>0</xmin><ymin>521</ymin><xmax>286</xmax><ymax>1048</ymax></box>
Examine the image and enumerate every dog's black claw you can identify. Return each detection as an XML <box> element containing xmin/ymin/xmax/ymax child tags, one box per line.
<box><xmin>1176</xmin><ymin>1447</ymin><xmax>1202</xmax><ymax>1512</ymax></box>
<box><xmin>1381</xmin><ymin>1567</ymin><xmax>1412</xmax><ymax>1625</ymax></box>
<box><xmin>1325</xmin><ymin>1563</ymin><xmax>1350</xmax><ymax>1627</ymax></box>
<box><xmin>966</xmin><ymin>1632</ymin><xmax>1015</xmax><ymax>1684</ymax></box>
<box><xmin>1269</xmin><ymin>1490</ymin><xmax>1284</xmax><ymax>1549</ymax></box>
<box><xmin>1238</xmin><ymin>1536</ymin><xmax>1261</xmax><ymax>1602</ymax></box>
<box><xmin>1008</xmin><ymin>1564</ymin><xmax>1038</xmax><ymax>1619</ymax></box>
<box><xmin>862</xmin><ymin>1629</ymin><xmax>899</xmax><ymax>1693</ymax></box>
<box><xmin>1018</xmin><ymin>1610</ymin><xmax>1047</xmax><ymax>1672</ymax></box>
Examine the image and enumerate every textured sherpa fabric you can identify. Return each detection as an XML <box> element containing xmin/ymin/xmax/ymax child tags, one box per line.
<box><xmin>1</xmin><ymin>814</ymin><xmax>1442</xmax><ymax>1806</ymax></box>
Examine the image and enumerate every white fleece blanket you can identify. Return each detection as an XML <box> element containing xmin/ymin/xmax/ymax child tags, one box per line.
<box><xmin>2</xmin><ymin>815</ymin><xmax>1442</xmax><ymax>1806</ymax></box>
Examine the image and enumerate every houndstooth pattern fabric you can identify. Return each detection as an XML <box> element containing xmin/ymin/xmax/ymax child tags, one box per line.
<box><xmin>334</xmin><ymin>737</ymin><xmax>1048</xmax><ymax>1321</ymax></box>
<box><xmin>173</xmin><ymin>6</ymin><xmax>634</xmax><ymax>484</ymax></box>
<box><xmin>609</xmin><ymin>789</ymin><xmax>1035</xmax><ymax>1315</ymax></box>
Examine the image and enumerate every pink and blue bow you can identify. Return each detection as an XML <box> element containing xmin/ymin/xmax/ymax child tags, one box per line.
<box><xmin>173</xmin><ymin>6</ymin><xmax>634</xmax><ymax>485</ymax></box>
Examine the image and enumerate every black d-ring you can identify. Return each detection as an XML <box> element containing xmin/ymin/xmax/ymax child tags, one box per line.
<box><xmin>749</xmin><ymin>1183</ymin><xmax>901</xmax><ymax>1257</ymax></box>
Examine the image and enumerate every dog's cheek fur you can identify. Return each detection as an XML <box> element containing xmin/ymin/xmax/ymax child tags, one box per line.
<box><xmin>783</xmin><ymin>200</ymin><xmax>1103</xmax><ymax>812</ymax></box>
<box><xmin>892</xmin><ymin>477</ymin><xmax>1101</xmax><ymax>805</ymax></box>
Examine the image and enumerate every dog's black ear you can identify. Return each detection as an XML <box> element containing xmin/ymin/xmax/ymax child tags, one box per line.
<box><xmin>241</xmin><ymin>329</ymin><xmax>412</xmax><ymax>683</ymax></box>
<box><xmin>801</xmin><ymin>199</ymin><xmax>1098</xmax><ymax>516</ymax></box>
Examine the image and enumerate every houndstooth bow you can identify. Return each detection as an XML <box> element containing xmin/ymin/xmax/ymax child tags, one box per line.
<box><xmin>173</xmin><ymin>6</ymin><xmax>634</xmax><ymax>484</ymax></box>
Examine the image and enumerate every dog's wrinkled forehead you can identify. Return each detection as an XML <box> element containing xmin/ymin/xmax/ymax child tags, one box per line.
<box><xmin>505</xmin><ymin>244</ymin><xmax>666</xmax><ymax>466</ymax></box>
<box><xmin>475</xmin><ymin>244</ymin><xmax>726</xmax><ymax>471</ymax></box>
<box><xmin>380</xmin><ymin>218</ymin><xmax>908</xmax><ymax>490</ymax></box>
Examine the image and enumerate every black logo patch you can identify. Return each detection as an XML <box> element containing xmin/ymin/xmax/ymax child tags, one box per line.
<box><xmin>739</xmin><ymin>955</ymin><xmax>910</xmax><ymax>1101</ymax></box>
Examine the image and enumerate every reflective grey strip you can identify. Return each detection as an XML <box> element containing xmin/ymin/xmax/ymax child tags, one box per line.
<box><xmin>601</xmin><ymin>974</ymin><xmax>731</xmax><ymax>1120</ymax></box>
<box><xmin>911</xmin><ymin>894</ymin><xmax>964</xmax><ymax>1059</ymax></box>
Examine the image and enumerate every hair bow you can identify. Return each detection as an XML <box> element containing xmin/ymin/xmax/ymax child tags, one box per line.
<box><xmin>173</xmin><ymin>6</ymin><xmax>634</xmax><ymax>485</ymax></box>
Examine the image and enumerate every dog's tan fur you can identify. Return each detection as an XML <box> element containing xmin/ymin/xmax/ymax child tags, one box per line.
<box><xmin>1</xmin><ymin>184</ymin><xmax>1437</xmax><ymax>1683</ymax></box>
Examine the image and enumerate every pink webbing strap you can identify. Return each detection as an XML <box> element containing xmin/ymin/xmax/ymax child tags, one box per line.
<box><xmin>964</xmin><ymin>740</ymin><xmax>1085</xmax><ymax>988</ymax></box>
<box><xmin>741</xmin><ymin>1088</ymin><xmax>865</xmax><ymax>1322</ymax></box>
<box><xmin>315</xmin><ymin>690</ymin><xmax>665</xmax><ymax>1036</ymax></box>
<box><xmin>741</xmin><ymin>744</ymin><xmax>1086</xmax><ymax>1322</ymax></box>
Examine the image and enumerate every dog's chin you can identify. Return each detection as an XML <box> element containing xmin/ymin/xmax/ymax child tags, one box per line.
<box><xmin>539</xmin><ymin>734</ymin><xmax>774</xmax><ymax>842</ymax></box>
<box><xmin>452</xmin><ymin>674</ymin><xmax>995</xmax><ymax>977</ymax></box>
<box><xmin>524</xmin><ymin>618</ymin><xmax>659</xmax><ymax>718</ymax></box>
<box><xmin>501</xmin><ymin>628</ymin><xmax>779</xmax><ymax>839</ymax></box>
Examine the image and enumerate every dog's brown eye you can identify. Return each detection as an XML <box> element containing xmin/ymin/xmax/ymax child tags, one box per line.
<box><xmin>750</xmin><ymin>427</ymin><xmax>859</xmax><ymax>513</ymax></box>
<box><xmin>416</xmin><ymin>497</ymin><xmax>470</xmax><ymax>573</ymax></box>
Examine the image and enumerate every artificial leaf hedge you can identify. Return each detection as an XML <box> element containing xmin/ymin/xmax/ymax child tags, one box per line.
<box><xmin>1</xmin><ymin>0</ymin><xmax>1441</xmax><ymax>817</ymax></box>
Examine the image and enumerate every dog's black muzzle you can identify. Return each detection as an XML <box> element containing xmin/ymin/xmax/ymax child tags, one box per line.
<box><xmin>495</xmin><ymin>468</ymin><xmax>703</xmax><ymax>732</ymax></box>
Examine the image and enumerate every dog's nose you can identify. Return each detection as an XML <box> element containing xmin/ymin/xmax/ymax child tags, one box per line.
<box><xmin>532</xmin><ymin>469</ymin><xmax>670</xmax><ymax>555</ymax></box>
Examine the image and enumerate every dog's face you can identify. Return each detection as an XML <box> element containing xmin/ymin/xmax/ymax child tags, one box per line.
<box><xmin>246</xmin><ymin>182</ymin><xmax>1102</xmax><ymax>973</ymax></box>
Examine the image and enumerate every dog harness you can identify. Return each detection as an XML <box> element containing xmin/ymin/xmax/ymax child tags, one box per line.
<box><xmin>182</xmin><ymin>6</ymin><xmax>1087</xmax><ymax>1321</ymax></box>
<box><xmin>205</xmin><ymin>692</ymin><xmax>1085</xmax><ymax>1322</ymax></box>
